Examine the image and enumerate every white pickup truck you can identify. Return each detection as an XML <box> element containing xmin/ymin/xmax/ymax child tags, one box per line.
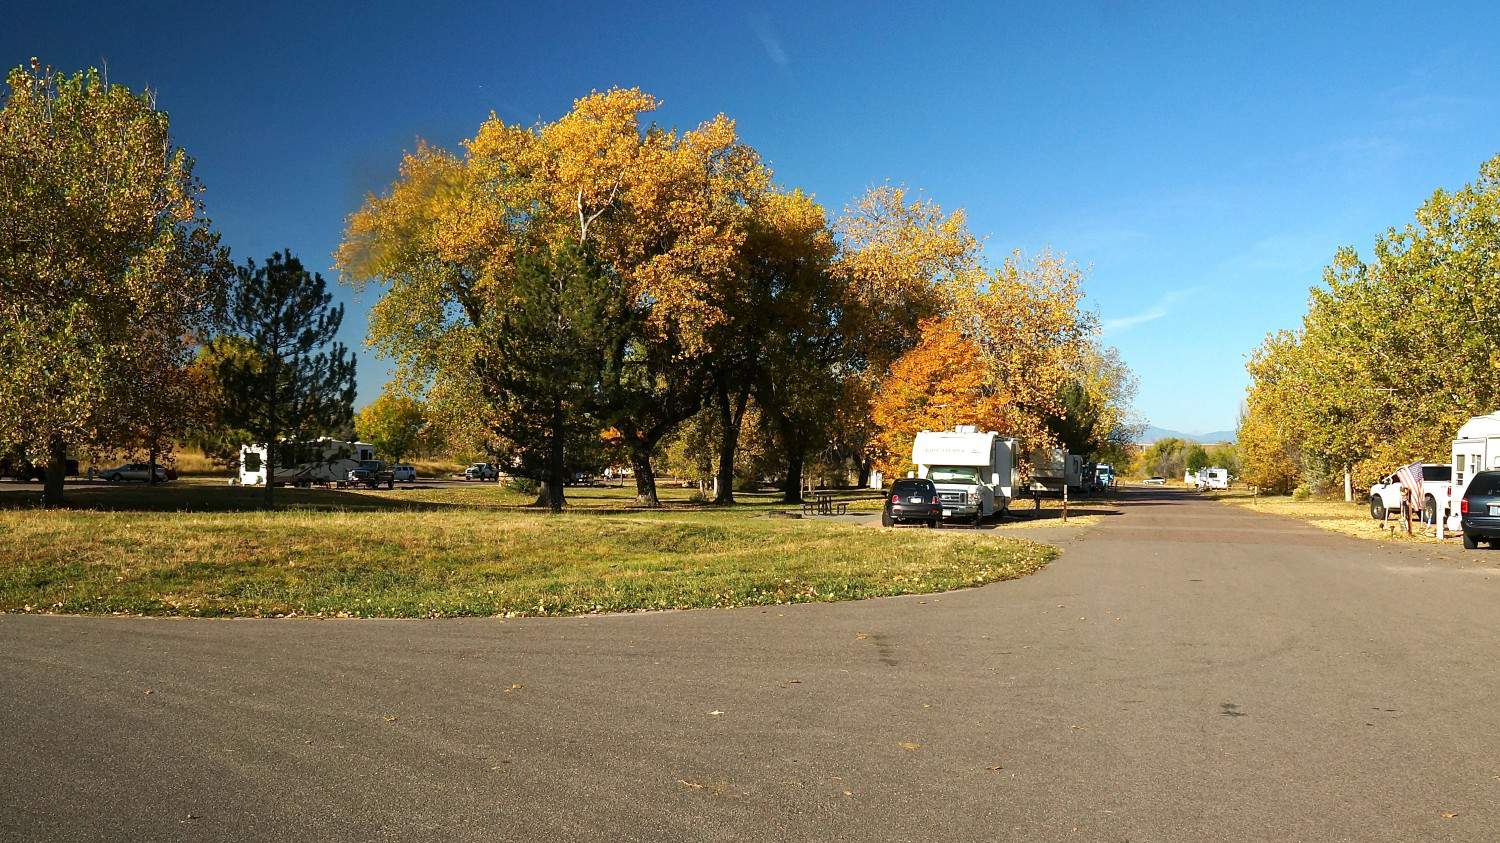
<box><xmin>1369</xmin><ymin>463</ymin><xmax>1451</xmax><ymax>523</ymax></box>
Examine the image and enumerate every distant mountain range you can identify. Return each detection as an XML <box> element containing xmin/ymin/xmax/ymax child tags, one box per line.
<box><xmin>1138</xmin><ymin>425</ymin><xmax>1237</xmax><ymax>445</ymax></box>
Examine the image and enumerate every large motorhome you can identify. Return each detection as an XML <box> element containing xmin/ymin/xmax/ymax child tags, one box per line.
<box><xmin>238</xmin><ymin>438</ymin><xmax>376</xmax><ymax>487</ymax></box>
<box><xmin>910</xmin><ymin>426</ymin><xmax>1018</xmax><ymax>523</ymax></box>
<box><xmin>1028</xmin><ymin>447</ymin><xmax>1083</xmax><ymax>496</ymax></box>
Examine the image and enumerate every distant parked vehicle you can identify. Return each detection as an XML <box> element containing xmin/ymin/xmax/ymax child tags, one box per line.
<box><xmin>881</xmin><ymin>478</ymin><xmax>941</xmax><ymax>528</ymax></box>
<box><xmin>239</xmin><ymin>439</ymin><xmax>376</xmax><ymax>487</ymax></box>
<box><xmin>348</xmin><ymin>460</ymin><xmax>395</xmax><ymax>489</ymax></box>
<box><xmin>1458</xmin><ymin>470</ymin><xmax>1500</xmax><ymax>549</ymax></box>
<box><xmin>1143</xmin><ymin>476</ymin><xmax>1166</xmax><ymax>486</ymax></box>
<box><xmin>464</xmin><ymin>462</ymin><xmax>498</xmax><ymax>481</ymax></box>
<box><xmin>391</xmin><ymin>464</ymin><xmax>417</xmax><ymax>482</ymax></box>
<box><xmin>1195</xmin><ymin>467</ymin><xmax>1230</xmax><ymax>491</ymax></box>
<box><xmin>97</xmin><ymin>463</ymin><xmax>170</xmax><ymax>483</ymax></box>
<box><xmin>1</xmin><ymin>455</ymin><xmax>78</xmax><ymax>482</ymax></box>
<box><xmin>1368</xmin><ymin>464</ymin><xmax>1450</xmax><ymax>522</ymax></box>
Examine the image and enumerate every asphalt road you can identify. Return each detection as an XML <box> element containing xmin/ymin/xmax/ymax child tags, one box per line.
<box><xmin>4</xmin><ymin>488</ymin><xmax>1500</xmax><ymax>841</ymax></box>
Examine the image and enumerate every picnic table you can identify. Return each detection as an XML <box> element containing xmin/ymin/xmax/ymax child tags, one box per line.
<box><xmin>802</xmin><ymin>491</ymin><xmax>848</xmax><ymax>516</ymax></box>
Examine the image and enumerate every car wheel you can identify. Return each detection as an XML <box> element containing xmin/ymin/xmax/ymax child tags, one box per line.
<box><xmin>1463</xmin><ymin>532</ymin><xmax>1479</xmax><ymax>550</ymax></box>
<box><xmin>1369</xmin><ymin>497</ymin><xmax>1385</xmax><ymax>520</ymax></box>
<box><xmin>928</xmin><ymin>517</ymin><xmax>940</xmax><ymax>529</ymax></box>
<box><xmin>880</xmin><ymin>509</ymin><xmax>893</xmax><ymax>528</ymax></box>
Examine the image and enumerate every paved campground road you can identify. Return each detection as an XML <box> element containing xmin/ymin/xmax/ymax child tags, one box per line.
<box><xmin>5</xmin><ymin>488</ymin><xmax>1500</xmax><ymax>841</ymax></box>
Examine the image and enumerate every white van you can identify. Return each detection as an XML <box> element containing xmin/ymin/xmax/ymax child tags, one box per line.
<box><xmin>911</xmin><ymin>426</ymin><xmax>1018</xmax><ymax>523</ymax></box>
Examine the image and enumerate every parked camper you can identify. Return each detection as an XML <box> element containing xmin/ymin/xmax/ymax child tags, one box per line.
<box><xmin>238</xmin><ymin>439</ymin><xmax>376</xmax><ymax>487</ymax></box>
<box><xmin>1195</xmin><ymin>467</ymin><xmax>1229</xmax><ymax>491</ymax></box>
<box><xmin>910</xmin><ymin>426</ymin><xmax>1018</xmax><ymax>523</ymax></box>
<box><xmin>1442</xmin><ymin>411</ymin><xmax>1500</xmax><ymax>534</ymax></box>
<box><xmin>1029</xmin><ymin>448</ymin><xmax>1083</xmax><ymax>495</ymax></box>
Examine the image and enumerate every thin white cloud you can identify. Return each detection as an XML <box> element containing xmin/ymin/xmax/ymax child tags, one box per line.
<box><xmin>1101</xmin><ymin>287</ymin><xmax>1198</xmax><ymax>335</ymax></box>
<box><xmin>747</xmin><ymin>12</ymin><xmax>789</xmax><ymax>68</ymax></box>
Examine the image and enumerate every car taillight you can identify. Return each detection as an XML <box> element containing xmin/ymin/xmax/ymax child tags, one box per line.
<box><xmin>1461</xmin><ymin>498</ymin><xmax>1469</xmax><ymax>514</ymax></box>
<box><xmin>891</xmin><ymin>495</ymin><xmax>900</xmax><ymax>503</ymax></box>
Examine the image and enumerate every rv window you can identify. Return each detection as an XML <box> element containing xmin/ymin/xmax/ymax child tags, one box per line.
<box><xmin>244</xmin><ymin>453</ymin><xmax>261</xmax><ymax>473</ymax></box>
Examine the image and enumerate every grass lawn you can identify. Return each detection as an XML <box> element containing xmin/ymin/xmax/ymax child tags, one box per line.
<box><xmin>0</xmin><ymin>480</ymin><xmax>1056</xmax><ymax>618</ymax></box>
<box><xmin>1211</xmin><ymin>489</ymin><xmax>1456</xmax><ymax>545</ymax></box>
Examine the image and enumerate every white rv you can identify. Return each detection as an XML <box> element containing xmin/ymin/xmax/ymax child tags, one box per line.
<box><xmin>1439</xmin><ymin>411</ymin><xmax>1500</xmax><ymax>531</ymax></box>
<box><xmin>1195</xmin><ymin>467</ymin><xmax>1229</xmax><ymax>491</ymax></box>
<box><xmin>1452</xmin><ymin>411</ymin><xmax>1500</xmax><ymax>491</ymax></box>
<box><xmin>910</xmin><ymin>426</ymin><xmax>1018</xmax><ymax>523</ymax></box>
<box><xmin>1028</xmin><ymin>447</ymin><xmax>1083</xmax><ymax>495</ymax></box>
<box><xmin>238</xmin><ymin>438</ymin><xmax>376</xmax><ymax>487</ymax></box>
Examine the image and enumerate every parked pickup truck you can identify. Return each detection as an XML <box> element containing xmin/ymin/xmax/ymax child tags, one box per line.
<box><xmin>1369</xmin><ymin>463</ymin><xmax>1451</xmax><ymax>522</ymax></box>
<box><xmin>348</xmin><ymin>460</ymin><xmax>395</xmax><ymax>489</ymax></box>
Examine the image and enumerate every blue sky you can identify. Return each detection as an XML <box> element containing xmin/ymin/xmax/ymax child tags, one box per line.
<box><xmin>9</xmin><ymin>1</ymin><xmax>1500</xmax><ymax>433</ymax></box>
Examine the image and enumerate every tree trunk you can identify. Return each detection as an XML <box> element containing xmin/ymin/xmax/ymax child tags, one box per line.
<box><xmin>630</xmin><ymin>442</ymin><xmax>659</xmax><ymax>507</ymax></box>
<box><xmin>856</xmin><ymin>457</ymin><xmax>871</xmax><ymax>490</ymax></box>
<box><xmin>43</xmin><ymin>436</ymin><xmax>67</xmax><ymax>506</ymax></box>
<box><xmin>148</xmin><ymin>443</ymin><xmax>159</xmax><ymax>486</ymax></box>
<box><xmin>1343</xmin><ymin>466</ymin><xmax>1352</xmax><ymax>503</ymax></box>
<box><xmin>264</xmin><ymin>439</ymin><xmax>276</xmax><ymax>508</ymax></box>
<box><xmin>713</xmin><ymin>385</ymin><xmax>740</xmax><ymax>505</ymax></box>
<box><xmin>544</xmin><ymin>401</ymin><xmax>566</xmax><ymax>513</ymax></box>
<box><xmin>781</xmin><ymin>449</ymin><xmax>805</xmax><ymax>504</ymax></box>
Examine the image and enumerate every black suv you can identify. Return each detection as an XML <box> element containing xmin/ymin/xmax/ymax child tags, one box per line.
<box><xmin>1460</xmin><ymin>470</ymin><xmax>1500</xmax><ymax>549</ymax></box>
<box><xmin>882</xmin><ymin>478</ymin><xmax>941</xmax><ymax>528</ymax></box>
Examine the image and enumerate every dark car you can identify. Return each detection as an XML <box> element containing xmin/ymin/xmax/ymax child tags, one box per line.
<box><xmin>348</xmin><ymin>460</ymin><xmax>395</xmax><ymax>490</ymax></box>
<box><xmin>882</xmin><ymin>478</ymin><xmax>941</xmax><ymax>528</ymax></box>
<box><xmin>1459</xmin><ymin>470</ymin><xmax>1500</xmax><ymax>549</ymax></box>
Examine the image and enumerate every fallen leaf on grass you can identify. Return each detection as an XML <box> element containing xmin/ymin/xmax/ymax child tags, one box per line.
<box><xmin>843</xmin><ymin>790</ymin><xmax>853</xmax><ymax>797</ymax></box>
<box><xmin>986</xmin><ymin>764</ymin><xmax>1004</xmax><ymax>772</ymax></box>
<box><xmin>143</xmin><ymin>689</ymin><xmax>153</xmax><ymax>695</ymax></box>
<box><xmin>898</xmin><ymin>741</ymin><xmax>920</xmax><ymax>751</ymax></box>
<box><xmin>1442</xmin><ymin>812</ymin><xmax>1459</xmax><ymax>819</ymax></box>
<box><xmin>503</xmin><ymin>683</ymin><xmax>523</xmax><ymax>693</ymax></box>
<box><xmin>709</xmin><ymin>710</ymin><xmax>724</xmax><ymax>716</ymax></box>
<box><xmin>383</xmin><ymin>716</ymin><xmax>398</xmax><ymax>723</ymax></box>
<box><xmin>679</xmin><ymin>780</ymin><xmax>706</xmax><ymax>790</ymax></box>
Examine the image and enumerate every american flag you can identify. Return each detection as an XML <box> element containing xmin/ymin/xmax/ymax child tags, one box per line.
<box><xmin>1395</xmin><ymin>461</ymin><xmax>1424</xmax><ymax>510</ymax></box>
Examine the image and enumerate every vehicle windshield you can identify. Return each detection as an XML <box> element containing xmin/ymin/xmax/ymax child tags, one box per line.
<box><xmin>892</xmin><ymin>480</ymin><xmax>932</xmax><ymax>494</ymax></box>
<box><xmin>928</xmin><ymin>466</ymin><xmax>979</xmax><ymax>483</ymax></box>
<box><xmin>359</xmin><ymin>460</ymin><xmax>382</xmax><ymax>470</ymax></box>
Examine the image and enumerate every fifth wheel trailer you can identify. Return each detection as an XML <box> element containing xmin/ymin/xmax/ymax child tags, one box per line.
<box><xmin>238</xmin><ymin>438</ymin><xmax>376</xmax><ymax>487</ymax></box>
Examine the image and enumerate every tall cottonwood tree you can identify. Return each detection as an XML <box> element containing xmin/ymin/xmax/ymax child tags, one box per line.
<box><xmin>340</xmin><ymin>88</ymin><xmax>765</xmax><ymax>509</ymax></box>
<box><xmin>212</xmin><ymin>251</ymin><xmax>356</xmax><ymax>506</ymax></box>
<box><xmin>1239</xmin><ymin>154</ymin><xmax>1500</xmax><ymax>493</ymax></box>
<box><xmin>0</xmin><ymin>60</ymin><xmax>228</xmax><ymax>504</ymax></box>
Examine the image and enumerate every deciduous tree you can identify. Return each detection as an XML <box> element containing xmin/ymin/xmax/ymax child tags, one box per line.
<box><xmin>0</xmin><ymin>60</ymin><xmax>228</xmax><ymax>504</ymax></box>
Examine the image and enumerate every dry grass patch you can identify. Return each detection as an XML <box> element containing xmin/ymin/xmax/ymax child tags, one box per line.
<box><xmin>0</xmin><ymin>491</ymin><xmax>1055</xmax><ymax>617</ymax></box>
<box><xmin>1212</xmin><ymin>490</ymin><xmax>1454</xmax><ymax>545</ymax></box>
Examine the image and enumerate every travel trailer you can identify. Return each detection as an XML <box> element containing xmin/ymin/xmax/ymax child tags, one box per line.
<box><xmin>1452</xmin><ymin>411</ymin><xmax>1500</xmax><ymax>492</ymax></box>
<box><xmin>1029</xmin><ymin>447</ymin><xmax>1083</xmax><ymax>495</ymax></box>
<box><xmin>238</xmin><ymin>438</ymin><xmax>376</xmax><ymax>487</ymax></box>
<box><xmin>1441</xmin><ymin>411</ymin><xmax>1500</xmax><ymax>531</ymax></box>
<box><xmin>910</xmin><ymin>426</ymin><xmax>1018</xmax><ymax>523</ymax></box>
<box><xmin>1195</xmin><ymin>467</ymin><xmax>1230</xmax><ymax>491</ymax></box>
